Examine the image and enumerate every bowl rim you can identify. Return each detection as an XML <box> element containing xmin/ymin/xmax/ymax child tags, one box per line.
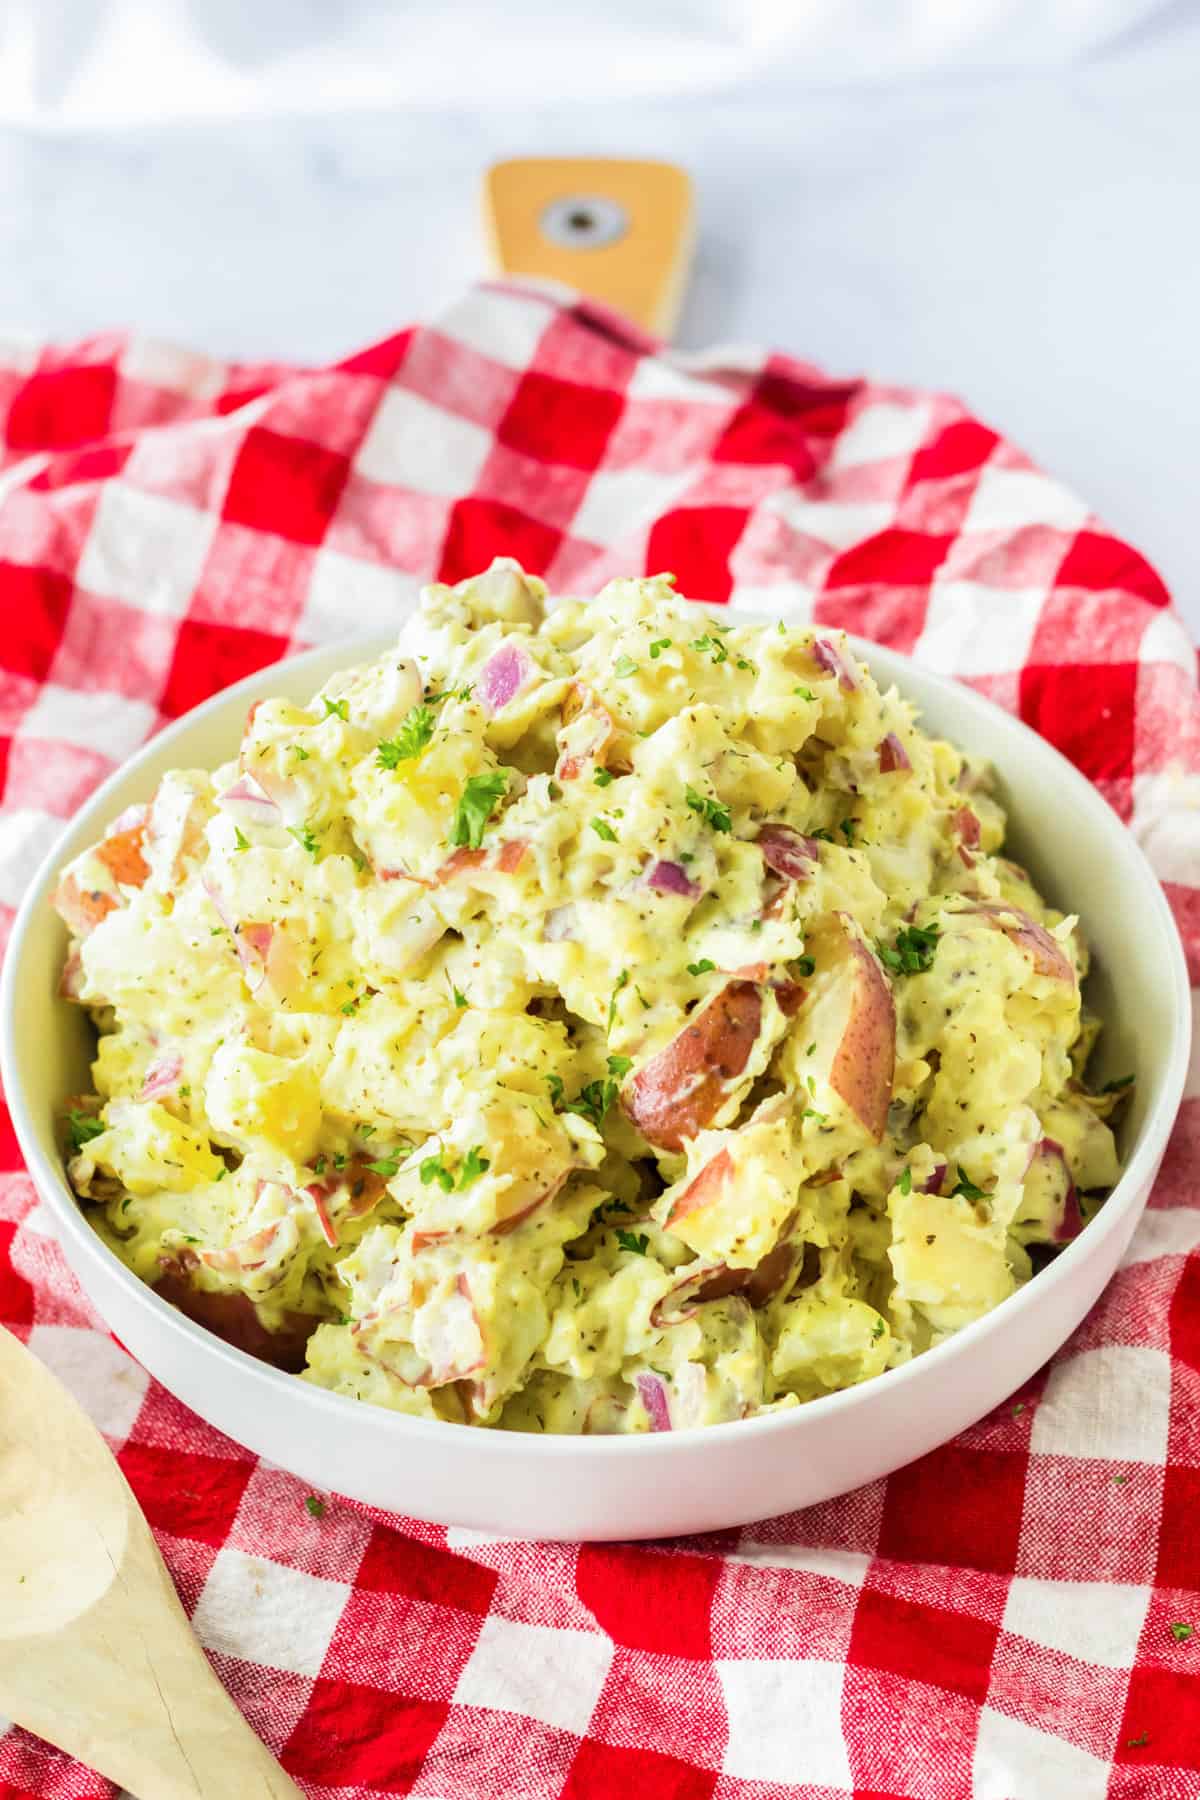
<box><xmin>1</xmin><ymin>628</ymin><xmax>1191</xmax><ymax>1461</ymax></box>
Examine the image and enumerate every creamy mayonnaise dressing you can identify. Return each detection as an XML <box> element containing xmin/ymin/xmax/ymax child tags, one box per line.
<box><xmin>54</xmin><ymin>561</ymin><xmax>1127</xmax><ymax>1433</ymax></box>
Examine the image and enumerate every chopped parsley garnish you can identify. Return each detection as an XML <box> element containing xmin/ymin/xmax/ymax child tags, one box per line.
<box><xmin>1126</xmin><ymin>1733</ymin><xmax>1149</xmax><ymax>1750</ymax></box>
<box><xmin>304</xmin><ymin>1495</ymin><xmax>327</xmax><ymax>1519</ymax></box>
<box><xmin>691</xmin><ymin>634</ymin><xmax>728</xmax><ymax>665</ymax></box>
<box><xmin>649</xmin><ymin>638</ymin><xmax>672</xmax><ymax>658</ymax></box>
<box><xmin>545</xmin><ymin>1073</ymin><xmax>565</xmax><ymax>1106</ymax></box>
<box><xmin>547</xmin><ymin>779</ymin><xmax>562</xmax><ymax>801</ymax></box>
<box><xmin>419</xmin><ymin>1146</ymin><xmax>490</xmax><ymax>1192</ymax></box>
<box><xmin>877</xmin><ymin>923</ymin><xmax>940</xmax><ymax>976</ymax></box>
<box><xmin>872</xmin><ymin>1318</ymin><xmax>886</xmax><ymax>1340</ymax></box>
<box><xmin>898</xmin><ymin>1166</ymin><xmax>912</xmax><ymax>1196</ymax></box>
<box><xmin>563</xmin><ymin>1055</ymin><xmax>632</xmax><ymax>1129</ymax></box>
<box><xmin>564</xmin><ymin>1083</ymin><xmax>611</xmax><ymax>1130</ymax></box>
<box><xmin>377</xmin><ymin>704</ymin><xmax>435</xmax><ymax>768</ymax></box>
<box><xmin>687</xmin><ymin>959</ymin><xmax>716</xmax><ymax>976</ymax></box>
<box><xmin>685</xmin><ymin>786</ymin><xmax>732</xmax><ymax>833</ymax></box>
<box><xmin>292</xmin><ymin>745</ymin><xmax>310</xmax><ymax>761</ymax></box>
<box><xmin>615</xmin><ymin>1229</ymin><xmax>650</xmax><ymax>1256</ymax></box>
<box><xmin>288</xmin><ymin>824</ymin><xmax>320</xmax><ymax>859</ymax></box>
<box><xmin>794</xmin><ymin>686</ymin><xmax>816</xmax><ymax>702</ymax></box>
<box><xmin>332</xmin><ymin>1152</ymin><xmax>348</xmax><ymax>1171</ymax></box>
<box><xmin>791</xmin><ymin>955</ymin><xmax>816</xmax><ymax>978</ymax></box>
<box><xmin>951</xmin><ymin>1171</ymin><xmax>987</xmax><ymax>1201</ymax></box>
<box><xmin>359</xmin><ymin>1123</ymin><xmax>375</xmax><ymax>1138</ymax></box>
<box><xmin>312</xmin><ymin>1155</ymin><xmax>327</xmax><ymax>1175</ymax></box>
<box><xmin>572</xmin><ymin>1277</ymin><xmax>583</xmax><ymax>1300</ymax></box>
<box><xmin>451</xmin><ymin>985</ymin><xmax>468</xmax><ymax>1009</ymax></box>
<box><xmin>1169</xmin><ymin>1622</ymin><xmax>1194</xmax><ymax>1643</ymax></box>
<box><xmin>340</xmin><ymin>996</ymin><xmax>360</xmax><ymax>1016</ymax></box>
<box><xmin>419</xmin><ymin>1154</ymin><xmax>455</xmax><ymax>1193</ymax></box>
<box><xmin>607</xmin><ymin>970</ymin><xmax>629</xmax><ymax>1032</ymax></box>
<box><xmin>736</xmin><ymin>658</ymin><xmax>755</xmax><ymax>672</ymax></box>
<box><xmin>613</xmin><ymin>653</ymin><xmax>639</xmax><ymax>678</ymax></box>
<box><xmin>233</xmin><ymin>826</ymin><xmax>250</xmax><ymax>852</ymax></box>
<box><xmin>1101</xmin><ymin>1073</ymin><xmax>1135</xmax><ymax>1093</ymax></box>
<box><xmin>321</xmin><ymin>696</ymin><xmax>349</xmax><ymax>723</ymax></box>
<box><xmin>215</xmin><ymin>1166</ymin><xmax>228</xmax><ymax>1182</ymax></box>
<box><xmin>593</xmin><ymin>768</ymin><xmax>614</xmax><ymax>787</ymax></box>
<box><xmin>839</xmin><ymin>817</ymin><xmax>858</xmax><ymax>846</ymax></box>
<box><xmin>65</xmin><ymin>1110</ymin><xmax>104</xmax><ymax>1152</ymax></box>
<box><xmin>457</xmin><ymin>1145</ymin><xmax>491</xmax><ymax>1187</ymax></box>
<box><xmin>424</xmin><ymin>681</ymin><xmax>474</xmax><ymax>704</ymax></box>
<box><xmin>450</xmin><ymin>770</ymin><xmax>508</xmax><ymax>850</ymax></box>
<box><xmin>803</xmin><ymin>1107</ymin><xmax>828</xmax><ymax>1124</ymax></box>
<box><xmin>365</xmin><ymin>1151</ymin><xmax>404</xmax><ymax>1179</ymax></box>
<box><xmin>591</xmin><ymin>818</ymin><xmax>618</xmax><ymax>842</ymax></box>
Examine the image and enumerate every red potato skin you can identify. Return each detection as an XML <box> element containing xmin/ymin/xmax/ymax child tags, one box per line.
<box><xmin>953</xmin><ymin>807</ymin><xmax>981</xmax><ymax>849</ymax></box>
<box><xmin>154</xmin><ymin>1264</ymin><xmax>317</xmax><ymax>1373</ymax></box>
<box><xmin>94</xmin><ymin>823</ymin><xmax>151</xmax><ymax>888</ymax></box>
<box><xmin>664</xmin><ymin>1146</ymin><xmax>732</xmax><ymax>1228</ymax></box>
<box><xmin>52</xmin><ymin>873</ymin><xmax>118</xmax><ymax>937</ymax></box>
<box><xmin>962</xmin><ymin>903</ymin><xmax>1074</xmax><ymax>984</ymax></box>
<box><xmin>556</xmin><ymin>682</ymin><xmax>617</xmax><ymax>782</ymax></box>
<box><xmin>830</xmin><ymin>939</ymin><xmax>896</xmax><ymax>1142</ymax></box>
<box><xmin>624</xmin><ymin>982</ymin><xmax>763</xmax><ymax>1153</ymax></box>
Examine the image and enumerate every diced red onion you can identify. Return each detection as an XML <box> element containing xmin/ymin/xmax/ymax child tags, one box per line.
<box><xmin>757</xmin><ymin>823</ymin><xmax>821</xmax><ymax>881</ymax></box>
<box><xmin>812</xmin><ymin>638</ymin><xmax>860</xmax><ymax>692</ymax></box>
<box><xmin>543</xmin><ymin>904</ymin><xmax>579</xmax><ymax>942</ymax></box>
<box><xmin>635</xmin><ymin>1370</ymin><xmax>672</xmax><ymax>1432</ymax></box>
<box><xmin>139</xmin><ymin>1049</ymin><xmax>184</xmax><ymax>1102</ymax></box>
<box><xmin>919</xmin><ymin>1160</ymin><xmax>947</xmax><ymax>1195</ymax></box>
<box><xmin>234</xmin><ymin>921</ymin><xmax>273</xmax><ymax>994</ymax></box>
<box><xmin>216</xmin><ymin>773</ymin><xmax>281</xmax><ymax>826</ymax></box>
<box><xmin>878</xmin><ymin>732</ymin><xmax>912</xmax><ymax>774</ymax></box>
<box><xmin>107</xmin><ymin>803</ymin><xmax>149</xmax><ymax>838</ymax></box>
<box><xmin>645</xmin><ymin>858</ymin><xmax>702</xmax><ymax>899</ymax></box>
<box><xmin>478</xmin><ymin>642</ymin><xmax>534</xmax><ymax>716</ymax></box>
<box><xmin>202</xmin><ymin>875</ymin><xmax>235</xmax><ymax>932</ymax></box>
<box><xmin>305</xmin><ymin>1184</ymin><xmax>339</xmax><ymax>1248</ymax></box>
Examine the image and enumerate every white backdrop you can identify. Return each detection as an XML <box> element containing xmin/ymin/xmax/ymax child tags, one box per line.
<box><xmin>0</xmin><ymin>0</ymin><xmax>1197</xmax><ymax>631</ymax></box>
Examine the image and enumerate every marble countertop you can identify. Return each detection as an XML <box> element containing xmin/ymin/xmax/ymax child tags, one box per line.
<box><xmin>1</xmin><ymin>5</ymin><xmax>1197</xmax><ymax>634</ymax></box>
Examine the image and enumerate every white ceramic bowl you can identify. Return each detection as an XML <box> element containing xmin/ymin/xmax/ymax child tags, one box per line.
<box><xmin>1</xmin><ymin>630</ymin><xmax>1189</xmax><ymax>1540</ymax></box>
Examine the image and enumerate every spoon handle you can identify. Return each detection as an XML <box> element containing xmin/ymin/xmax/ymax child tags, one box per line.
<box><xmin>0</xmin><ymin>1326</ymin><xmax>303</xmax><ymax>1798</ymax></box>
<box><xmin>0</xmin><ymin>1522</ymin><xmax>304</xmax><ymax>1798</ymax></box>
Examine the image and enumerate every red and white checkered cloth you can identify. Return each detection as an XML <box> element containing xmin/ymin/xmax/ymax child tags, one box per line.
<box><xmin>0</xmin><ymin>280</ymin><xmax>1197</xmax><ymax>1800</ymax></box>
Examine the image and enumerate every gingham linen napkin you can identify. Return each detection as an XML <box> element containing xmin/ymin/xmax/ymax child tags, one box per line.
<box><xmin>0</xmin><ymin>281</ymin><xmax>1197</xmax><ymax>1800</ymax></box>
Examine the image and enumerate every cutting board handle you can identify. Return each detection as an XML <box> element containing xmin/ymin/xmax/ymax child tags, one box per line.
<box><xmin>482</xmin><ymin>157</ymin><xmax>694</xmax><ymax>338</ymax></box>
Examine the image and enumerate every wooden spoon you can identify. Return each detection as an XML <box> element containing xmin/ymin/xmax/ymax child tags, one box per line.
<box><xmin>0</xmin><ymin>1324</ymin><xmax>302</xmax><ymax>1799</ymax></box>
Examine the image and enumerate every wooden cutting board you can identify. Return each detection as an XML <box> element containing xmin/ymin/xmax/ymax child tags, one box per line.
<box><xmin>482</xmin><ymin>157</ymin><xmax>694</xmax><ymax>336</ymax></box>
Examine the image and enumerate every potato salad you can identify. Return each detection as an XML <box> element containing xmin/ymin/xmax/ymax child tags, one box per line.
<box><xmin>54</xmin><ymin>561</ymin><xmax>1128</xmax><ymax>1434</ymax></box>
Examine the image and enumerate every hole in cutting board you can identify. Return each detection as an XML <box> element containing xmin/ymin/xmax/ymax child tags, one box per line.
<box><xmin>539</xmin><ymin>194</ymin><xmax>629</xmax><ymax>250</ymax></box>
